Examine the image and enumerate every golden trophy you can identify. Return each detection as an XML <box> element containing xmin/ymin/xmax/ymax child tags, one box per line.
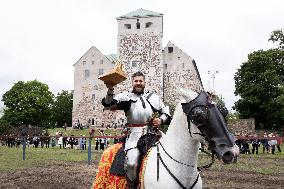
<box><xmin>98</xmin><ymin>60</ymin><xmax>127</xmax><ymax>86</ymax></box>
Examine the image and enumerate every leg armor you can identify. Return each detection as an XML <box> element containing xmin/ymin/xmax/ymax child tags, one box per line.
<box><xmin>125</xmin><ymin>148</ymin><xmax>141</xmax><ymax>181</ymax></box>
<box><xmin>125</xmin><ymin>148</ymin><xmax>141</xmax><ymax>189</ymax></box>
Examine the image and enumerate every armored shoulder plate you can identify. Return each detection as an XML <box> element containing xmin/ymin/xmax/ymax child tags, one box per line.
<box><xmin>113</xmin><ymin>92</ymin><xmax>129</xmax><ymax>102</ymax></box>
<box><xmin>146</xmin><ymin>93</ymin><xmax>163</xmax><ymax>110</ymax></box>
<box><xmin>146</xmin><ymin>93</ymin><xmax>171</xmax><ymax>117</ymax></box>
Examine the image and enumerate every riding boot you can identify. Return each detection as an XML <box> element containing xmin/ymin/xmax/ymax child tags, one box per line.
<box><xmin>126</xmin><ymin>178</ymin><xmax>137</xmax><ymax>189</ymax></box>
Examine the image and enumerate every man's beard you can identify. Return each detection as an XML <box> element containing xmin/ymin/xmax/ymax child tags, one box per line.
<box><xmin>132</xmin><ymin>86</ymin><xmax>144</xmax><ymax>95</ymax></box>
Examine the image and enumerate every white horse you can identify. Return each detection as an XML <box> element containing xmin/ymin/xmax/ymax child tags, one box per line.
<box><xmin>93</xmin><ymin>89</ymin><xmax>239</xmax><ymax>189</ymax></box>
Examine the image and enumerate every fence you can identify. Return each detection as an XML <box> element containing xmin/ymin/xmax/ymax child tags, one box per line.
<box><xmin>1</xmin><ymin>135</ymin><xmax>283</xmax><ymax>165</ymax></box>
<box><xmin>0</xmin><ymin>135</ymin><xmax>124</xmax><ymax>165</ymax></box>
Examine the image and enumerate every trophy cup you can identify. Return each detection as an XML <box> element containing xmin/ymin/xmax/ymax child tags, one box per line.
<box><xmin>98</xmin><ymin>60</ymin><xmax>127</xmax><ymax>86</ymax></box>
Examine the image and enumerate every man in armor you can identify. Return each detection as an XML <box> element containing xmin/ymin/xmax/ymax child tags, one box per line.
<box><xmin>102</xmin><ymin>71</ymin><xmax>171</xmax><ymax>189</ymax></box>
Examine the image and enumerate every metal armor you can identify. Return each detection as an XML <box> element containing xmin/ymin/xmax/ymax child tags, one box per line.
<box><xmin>103</xmin><ymin>91</ymin><xmax>171</xmax><ymax>185</ymax></box>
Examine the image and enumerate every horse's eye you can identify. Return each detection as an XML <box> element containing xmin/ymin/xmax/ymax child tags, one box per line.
<box><xmin>189</xmin><ymin>106</ymin><xmax>209</xmax><ymax>126</ymax></box>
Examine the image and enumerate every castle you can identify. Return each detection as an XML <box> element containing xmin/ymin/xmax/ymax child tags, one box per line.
<box><xmin>72</xmin><ymin>9</ymin><xmax>203</xmax><ymax>127</ymax></box>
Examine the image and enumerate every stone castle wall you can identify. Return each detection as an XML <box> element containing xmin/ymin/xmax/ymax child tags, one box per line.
<box><xmin>228</xmin><ymin>118</ymin><xmax>255</xmax><ymax>134</ymax></box>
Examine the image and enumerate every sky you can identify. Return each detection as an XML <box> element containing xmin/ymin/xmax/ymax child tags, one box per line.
<box><xmin>0</xmin><ymin>0</ymin><xmax>283</xmax><ymax>111</ymax></box>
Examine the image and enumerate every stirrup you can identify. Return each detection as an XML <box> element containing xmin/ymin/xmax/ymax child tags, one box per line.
<box><xmin>126</xmin><ymin>178</ymin><xmax>137</xmax><ymax>189</ymax></box>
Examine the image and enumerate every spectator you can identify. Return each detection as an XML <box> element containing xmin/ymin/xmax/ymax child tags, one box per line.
<box><xmin>268</xmin><ymin>133</ymin><xmax>277</xmax><ymax>154</ymax></box>
<box><xmin>242</xmin><ymin>139</ymin><xmax>250</xmax><ymax>154</ymax></box>
<box><xmin>78</xmin><ymin>134</ymin><xmax>83</xmax><ymax>150</ymax></box>
<box><xmin>100</xmin><ymin>137</ymin><xmax>105</xmax><ymax>151</ymax></box>
<box><xmin>251</xmin><ymin>134</ymin><xmax>260</xmax><ymax>154</ymax></box>
<box><xmin>33</xmin><ymin>136</ymin><xmax>40</xmax><ymax>148</ymax></box>
<box><xmin>89</xmin><ymin>128</ymin><xmax>95</xmax><ymax>136</ymax></box>
<box><xmin>69</xmin><ymin>135</ymin><xmax>75</xmax><ymax>149</ymax></box>
<box><xmin>276</xmin><ymin>134</ymin><xmax>282</xmax><ymax>153</ymax></box>
<box><xmin>45</xmin><ymin>136</ymin><xmax>50</xmax><ymax>148</ymax></box>
<box><xmin>95</xmin><ymin>138</ymin><xmax>100</xmax><ymax>151</ymax></box>
<box><xmin>63</xmin><ymin>136</ymin><xmax>68</xmax><ymax>149</ymax></box>
<box><xmin>63</xmin><ymin>123</ymin><xmax>67</xmax><ymax>131</ymax></box>
<box><xmin>58</xmin><ymin>135</ymin><xmax>63</xmax><ymax>149</ymax></box>
<box><xmin>16</xmin><ymin>137</ymin><xmax>21</xmax><ymax>148</ymax></box>
<box><xmin>82</xmin><ymin>135</ymin><xmax>86</xmax><ymax>150</ymax></box>
<box><xmin>40</xmin><ymin>137</ymin><xmax>45</xmax><ymax>148</ymax></box>
<box><xmin>261</xmin><ymin>133</ymin><xmax>269</xmax><ymax>153</ymax></box>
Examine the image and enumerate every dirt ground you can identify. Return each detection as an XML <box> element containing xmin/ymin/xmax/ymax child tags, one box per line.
<box><xmin>202</xmin><ymin>169</ymin><xmax>284</xmax><ymax>189</ymax></box>
<box><xmin>0</xmin><ymin>156</ymin><xmax>283</xmax><ymax>189</ymax></box>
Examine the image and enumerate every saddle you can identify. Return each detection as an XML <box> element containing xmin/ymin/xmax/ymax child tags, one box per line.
<box><xmin>109</xmin><ymin>133</ymin><xmax>161</xmax><ymax>176</ymax></box>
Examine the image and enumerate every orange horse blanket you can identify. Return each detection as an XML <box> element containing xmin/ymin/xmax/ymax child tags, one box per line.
<box><xmin>93</xmin><ymin>143</ymin><xmax>149</xmax><ymax>189</ymax></box>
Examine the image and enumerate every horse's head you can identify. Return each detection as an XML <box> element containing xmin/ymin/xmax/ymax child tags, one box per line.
<box><xmin>179</xmin><ymin>88</ymin><xmax>239</xmax><ymax>164</ymax></box>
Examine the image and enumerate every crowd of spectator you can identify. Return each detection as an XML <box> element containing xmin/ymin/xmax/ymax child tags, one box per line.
<box><xmin>0</xmin><ymin>128</ymin><xmax>123</xmax><ymax>151</ymax></box>
<box><xmin>235</xmin><ymin>132</ymin><xmax>282</xmax><ymax>155</ymax></box>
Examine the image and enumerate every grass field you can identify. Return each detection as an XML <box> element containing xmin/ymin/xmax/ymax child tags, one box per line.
<box><xmin>0</xmin><ymin>143</ymin><xmax>283</xmax><ymax>188</ymax></box>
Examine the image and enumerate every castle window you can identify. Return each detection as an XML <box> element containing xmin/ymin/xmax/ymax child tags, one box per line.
<box><xmin>83</xmin><ymin>60</ymin><xmax>86</xmax><ymax>65</ymax></box>
<box><xmin>168</xmin><ymin>47</ymin><xmax>173</xmax><ymax>53</ymax></box>
<box><xmin>145</xmin><ymin>22</ymin><xmax>153</xmax><ymax>28</ymax></box>
<box><xmin>92</xmin><ymin>60</ymin><xmax>95</xmax><ymax>64</ymax></box>
<box><xmin>92</xmin><ymin>94</ymin><xmax>95</xmax><ymax>101</ymax></box>
<box><xmin>93</xmin><ymin>106</ymin><xmax>96</xmax><ymax>110</ymax></box>
<box><xmin>92</xmin><ymin>118</ymin><xmax>95</xmax><ymax>125</ymax></box>
<box><xmin>84</xmin><ymin>69</ymin><xmax>90</xmax><ymax>78</ymax></box>
<box><xmin>132</xmin><ymin>46</ymin><xmax>137</xmax><ymax>51</ymax></box>
<box><xmin>99</xmin><ymin>68</ymin><xmax>104</xmax><ymax>76</ymax></box>
<box><xmin>132</xmin><ymin>61</ymin><xmax>138</xmax><ymax>67</ymax></box>
<box><xmin>124</xmin><ymin>24</ymin><xmax>131</xmax><ymax>29</ymax></box>
<box><xmin>164</xmin><ymin>64</ymin><xmax>168</xmax><ymax>69</ymax></box>
<box><xmin>136</xmin><ymin>19</ymin><xmax>140</xmax><ymax>29</ymax></box>
<box><xmin>100</xmin><ymin>60</ymin><xmax>103</xmax><ymax>64</ymax></box>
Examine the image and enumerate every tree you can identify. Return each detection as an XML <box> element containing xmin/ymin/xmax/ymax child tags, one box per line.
<box><xmin>0</xmin><ymin>117</ymin><xmax>13</xmax><ymax>134</ymax></box>
<box><xmin>2</xmin><ymin>80</ymin><xmax>54</xmax><ymax>127</ymax></box>
<box><xmin>211</xmin><ymin>93</ymin><xmax>229</xmax><ymax>120</ymax></box>
<box><xmin>269</xmin><ymin>29</ymin><xmax>284</xmax><ymax>49</ymax></box>
<box><xmin>234</xmin><ymin>46</ymin><xmax>284</xmax><ymax>130</ymax></box>
<box><xmin>51</xmin><ymin>90</ymin><xmax>73</xmax><ymax>128</ymax></box>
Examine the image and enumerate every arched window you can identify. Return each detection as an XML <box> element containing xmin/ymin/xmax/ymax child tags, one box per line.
<box><xmin>136</xmin><ymin>19</ymin><xmax>140</xmax><ymax>29</ymax></box>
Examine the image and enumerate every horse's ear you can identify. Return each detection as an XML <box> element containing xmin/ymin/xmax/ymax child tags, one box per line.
<box><xmin>177</xmin><ymin>87</ymin><xmax>198</xmax><ymax>102</ymax></box>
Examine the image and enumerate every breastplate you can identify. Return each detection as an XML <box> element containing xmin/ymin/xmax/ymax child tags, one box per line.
<box><xmin>126</xmin><ymin>94</ymin><xmax>153</xmax><ymax>124</ymax></box>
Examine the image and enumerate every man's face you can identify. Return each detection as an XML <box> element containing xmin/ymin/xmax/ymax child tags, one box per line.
<box><xmin>132</xmin><ymin>76</ymin><xmax>145</xmax><ymax>94</ymax></box>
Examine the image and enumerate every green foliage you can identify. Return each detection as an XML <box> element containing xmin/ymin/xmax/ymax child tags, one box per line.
<box><xmin>215</xmin><ymin>94</ymin><xmax>226</xmax><ymax>107</ymax></box>
<box><xmin>234</xmin><ymin>40</ymin><xmax>284</xmax><ymax>130</ymax></box>
<box><xmin>226</xmin><ymin>111</ymin><xmax>240</xmax><ymax>123</ymax></box>
<box><xmin>1</xmin><ymin>80</ymin><xmax>54</xmax><ymax>127</ymax></box>
<box><xmin>269</xmin><ymin>29</ymin><xmax>284</xmax><ymax>49</ymax></box>
<box><xmin>51</xmin><ymin>90</ymin><xmax>73</xmax><ymax>128</ymax></box>
<box><xmin>0</xmin><ymin>118</ymin><xmax>13</xmax><ymax>134</ymax></box>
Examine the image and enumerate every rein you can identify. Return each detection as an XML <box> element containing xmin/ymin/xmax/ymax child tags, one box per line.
<box><xmin>156</xmin><ymin>142</ymin><xmax>199</xmax><ymax>189</ymax></box>
<box><xmin>197</xmin><ymin>147</ymin><xmax>216</xmax><ymax>171</ymax></box>
<box><xmin>155</xmin><ymin>140</ymin><xmax>215</xmax><ymax>188</ymax></box>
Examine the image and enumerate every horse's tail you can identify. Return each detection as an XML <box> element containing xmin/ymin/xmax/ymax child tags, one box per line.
<box><xmin>92</xmin><ymin>143</ymin><xmax>127</xmax><ymax>189</ymax></box>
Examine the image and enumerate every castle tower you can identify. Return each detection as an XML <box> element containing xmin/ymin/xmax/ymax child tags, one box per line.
<box><xmin>116</xmin><ymin>9</ymin><xmax>164</xmax><ymax>96</ymax></box>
